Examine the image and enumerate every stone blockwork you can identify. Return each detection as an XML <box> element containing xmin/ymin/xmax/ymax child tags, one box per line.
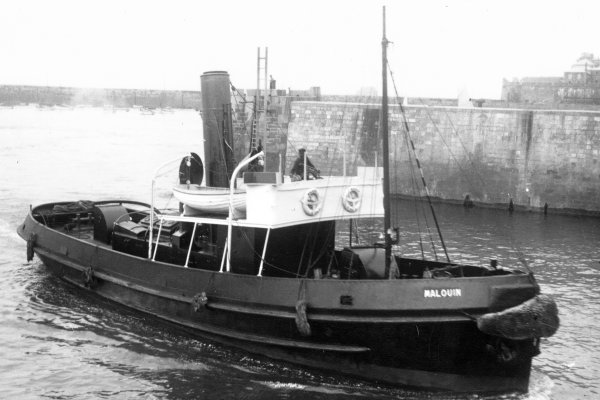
<box><xmin>287</xmin><ymin>101</ymin><xmax>600</xmax><ymax>214</ymax></box>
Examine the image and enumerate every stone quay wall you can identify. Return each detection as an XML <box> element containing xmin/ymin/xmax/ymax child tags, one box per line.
<box><xmin>286</xmin><ymin>101</ymin><xmax>600</xmax><ymax>214</ymax></box>
<box><xmin>0</xmin><ymin>85</ymin><xmax>201</xmax><ymax>109</ymax></box>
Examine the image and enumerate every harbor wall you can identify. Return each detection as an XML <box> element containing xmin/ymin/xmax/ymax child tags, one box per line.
<box><xmin>286</xmin><ymin>101</ymin><xmax>600</xmax><ymax>214</ymax></box>
<box><xmin>0</xmin><ymin>85</ymin><xmax>201</xmax><ymax>109</ymax></box>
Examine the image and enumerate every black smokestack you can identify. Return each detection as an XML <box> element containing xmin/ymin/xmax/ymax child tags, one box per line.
<box><xmin>200</xmin><ymin>71</ymin><xmax>235</xmax><ymax>187</ymax></box>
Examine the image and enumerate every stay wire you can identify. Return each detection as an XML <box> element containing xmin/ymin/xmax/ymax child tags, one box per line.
<box><xmin>403</xmin><ymin>131</ymin><xmax>431</xmax><ymax>260</ymax></box>
<box><xmin>388</xmin><ymin>63</ymin><xmax>451</xmax><ymax>263</ymax></box>
<box><xmin>229</xmin><ymin>81</ymin><xmax>252</xmax><ymax>152</ymax></box>
<box><xmin>402</xmin><ymin>124</ymin><xmax>438</xmax><ymax>260</ymax></box>
<box><xmin>414</xmin><ymin>97</ymin><xmax>488</xmax><ymax>191</ymax></box>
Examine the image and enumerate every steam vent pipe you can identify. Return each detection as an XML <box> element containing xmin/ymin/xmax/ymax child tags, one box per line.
<box><xmin>200</xmin><ymin>71</ymin><xmax>235</xmax><ymax>187</ymax></box>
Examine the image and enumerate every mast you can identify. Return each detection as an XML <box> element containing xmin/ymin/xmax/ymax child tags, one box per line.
<box><xmin>381</xmin><ymin>6</ymin><xmax>392</xmax><ymax>277</ymax></box>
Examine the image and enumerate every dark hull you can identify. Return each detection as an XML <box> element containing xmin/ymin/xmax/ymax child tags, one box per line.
<box><xmin>19</xmin><ymin>205</ymin><xmax>539</xmax><ymax>393</ymax></box>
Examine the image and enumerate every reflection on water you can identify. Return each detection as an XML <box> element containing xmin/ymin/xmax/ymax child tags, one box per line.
<box><xmin>1</xmin><ymin>106</ymin><xmax>599</xmax><ymax>399</ymax></box>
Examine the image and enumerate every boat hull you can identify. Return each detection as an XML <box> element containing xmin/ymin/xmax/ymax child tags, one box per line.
<box><xmin>19</xmin><ymin>208</ymin><xmax>538</xmax><ymax>393</ymax></box>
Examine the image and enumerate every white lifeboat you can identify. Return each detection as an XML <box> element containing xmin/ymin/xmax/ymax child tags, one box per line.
<box><xmin>172</xmin><ymin>184</ymin><xmax>246</xmax><ymax>214</ymax></box>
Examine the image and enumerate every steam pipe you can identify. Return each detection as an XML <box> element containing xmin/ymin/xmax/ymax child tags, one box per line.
<box><xmin>226</xmin><ymin>151</ymin><xmax>264</xmax><ymax>271</ymax></box>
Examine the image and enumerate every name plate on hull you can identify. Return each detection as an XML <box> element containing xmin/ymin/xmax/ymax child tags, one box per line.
<box><xmin>424</xmin><ymin>288</ymin><xmax>462</xmax><ymax>298</ymax></box>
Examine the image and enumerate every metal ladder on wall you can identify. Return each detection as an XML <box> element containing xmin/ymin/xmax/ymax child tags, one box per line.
<box><xmin>250</xmin><ymin>118</ymin><xmax>259</xmax><ymax>151</ymax></box>
<box><xmin>250</xmin><ymin>47</ymin><xmax>269</xmax><ymax>153</ymax></box>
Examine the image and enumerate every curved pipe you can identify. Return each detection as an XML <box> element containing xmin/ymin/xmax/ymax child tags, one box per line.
<box><xmin>226</xmin><ymin>151</ymin><xmax>264</xmax><ymax>271</ymax></box>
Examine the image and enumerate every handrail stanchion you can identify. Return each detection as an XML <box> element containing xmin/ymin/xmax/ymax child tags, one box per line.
<box><xmin>184</xmin><ymin>222</ymin><xmax>198</xmax><ymax>268</ymax></box>
<box><xmin>343</xmin><ymin>138</ymin><xmax>347</xmax><ymax>177</ymax></box>
<box><xmin>258</xmin><ymin>227</ymin><xmax>271</xmax><ymax>277</ymax></box>
<box><xmin>303</xmin><ymin>151</ymin><xmax>307</xmax><ymax>181</ymax></box>
<box><xmin>227</xmin><ymin>151</ymin><xmax>264</xmax><ymax>272</ymax></box>
<box><xmin>219</xmin><ymin>237</ymin><xmax>227</xmax><ymax>273</ymax></box>
<box><xmin>149</xmin><ymin>155</ymin><xmax>184</xmax><ymax>259</ymax></box>
<box><xmin>152</xmin><ymin>217</ymin><xmax>164</xmax><ymax>261</ymax></box>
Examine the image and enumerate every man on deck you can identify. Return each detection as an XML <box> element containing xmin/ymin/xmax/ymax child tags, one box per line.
<box><xmin>290</xmin><ymin>148</ymin><xmax>320</xmax><ymax>181</ymax></box>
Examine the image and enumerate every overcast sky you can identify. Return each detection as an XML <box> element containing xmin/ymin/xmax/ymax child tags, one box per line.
<box><xmin>1</xmin><ymin>0</ymin><xmax>598</xmax><ymax>99</ymax></box>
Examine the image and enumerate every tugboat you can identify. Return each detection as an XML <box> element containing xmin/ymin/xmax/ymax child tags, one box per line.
<box><xmin>17</xmin><ymin>7</ymin><xmax>558</xmax><ymax>393</ymax></box>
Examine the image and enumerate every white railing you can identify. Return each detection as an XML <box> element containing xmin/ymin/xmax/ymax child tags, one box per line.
<box><xmin>148</xmin><ymin>156</ymin><xmax>185</xmax><ymax>259</ymax></box>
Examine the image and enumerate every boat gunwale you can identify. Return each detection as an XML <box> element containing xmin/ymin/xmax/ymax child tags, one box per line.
<box><xmin>20</xmin><ymin>209</ymin><xmax>540</xmax><ymax>323</ymax></box>
<box><xmin>22</xmin><ymin>209</ymin><xmax>535</xmax><ymax>285</ymax></box>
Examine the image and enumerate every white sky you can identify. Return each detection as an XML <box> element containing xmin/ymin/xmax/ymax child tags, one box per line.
<box><xmin>1</xmin><ymin>0</ymin><xmax>598</xmax><ymax>99</ymax></box>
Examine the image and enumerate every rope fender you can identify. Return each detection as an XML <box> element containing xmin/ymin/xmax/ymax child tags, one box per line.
<box><xmin>26</xmin><ymin>233</ymin><xmax>37</xmax><ymax>262</ymax></box>
<box><xmin>83</xmin><ymin>267</ymin><xmax>95</xmax><ymax>288</ymax></box>
<box><xmin>295</xmin><ymin>300</ymin><xmax>312</xmax><ymax>337</ymax></box>
<box><xmin>477</xmin><ymin>294</ymin><xmax>559</xmax><ymax>340</ymax></box>
<box><xmin>192</xmin><ymin>292</ymin><xmax>208</xmax><ymax>312</ymax></box>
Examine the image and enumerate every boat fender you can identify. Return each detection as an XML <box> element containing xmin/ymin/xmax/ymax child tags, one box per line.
<box><xmin>295</xmin><ymin>300</ymin><xmax>311</xmax><ymax>337</ymax></box>
<box><xmin>341</xmin><ymin>186</ymin><xmax>361</xmax><ymax>213</ymax></box>
<box><xmin>301</xmin><ymin>188</ymin><xmax>323</xmax><ymax>216</ymax></box>
<box><xmin>477</xmin><ymin>294</ymin><xmax>559</xmax><ymax>340</ymax></box>
<box><xmin>83</xmin><ymin>267</ymin><xmax>95</xmax><ymax>288</ymax></box>
<box><xmin>192</xmin><ymin>292</ymin><xmax>208</xmax><ymax>312</ymax></box>
<box><xmin>26</xmin><ymin>233</ymin><xmax>37</xmax><ymax>262</ymax></box>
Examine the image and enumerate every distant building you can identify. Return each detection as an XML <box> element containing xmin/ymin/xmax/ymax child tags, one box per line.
<box><xmin>566</xmin><ymin>53</ymin><xmax>600</xmax><ymax>83</ymax></box>
<box><xmin>502</xmin><ymin>53</ymin><xmax>600</xmax><ymax>107</ymax></box>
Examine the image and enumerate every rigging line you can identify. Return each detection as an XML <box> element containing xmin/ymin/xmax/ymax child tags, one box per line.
<box><xmin>388</xmin><ymin>91</ymin><xmax>531</xmax><ymax>272</ymax></box>
<box><xmin>352</xmin><ymin>110</ymin><xmax>365</xmax><ymax>174</ymax></box>
<box><xmin>402</xmin><ymin>130</ymin><xmax>439</xmax><ymax>260</ymax></box>
<box><xmin>415</xmin><ymin>97</ymin><xmax>487</xmax><ymax>190</ymax></box>
<box><xmin>404</xmin><ymin>133</ymin><xmax>427</xmax><ymax>259</ymax></box>
<box><xmin>407</xmin><ymin>123</ymin><xmax>450</xmax><ymax>262</ymax></box>
<box><xmin>388</xmin><ymin>62</ymin><xmax>451</xmax><ymax>263</ymax></box>
<box><xmin>229</xmin><ymin>82</ymin><xmax>251</xmax><ymax>149</ymax></box>
<box><xmin>295</xmin><ymin>232</ymin><xmax>310</xmax><ymax>277</ymax></box>
<box><xmin>229</xmin><ymin>81</ymin><xmax>247</xmax><ymax>101</ymax></box>
<box><xmin>303</xmin><ymin>223</ymin><xmax>335</xmax><ymax>276</ymax></box>
<box><xmin>336</xmin><ymin>101</ymin><xmax>352</xmax><ymax>177</ymax></box>
<box><xmin>403</xmin><ymin>125</ymin><xmax>437</xmax><ymax>260</ymax></box>
<box><xmin>411</xmin><ymin>105</ymin><xmax>532</xmax><ymax>270</ymax></box>
<box><xmin>392</xmin><ymin>120</ymin><xmax>403</xmax><ymax>236</ymax></box>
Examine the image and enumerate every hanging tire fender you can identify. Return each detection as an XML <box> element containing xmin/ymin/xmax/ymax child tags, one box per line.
<box><xmin>26</xmin><ymin>233</ymin><xmax>37</xmax><ymax>262</ymax></box>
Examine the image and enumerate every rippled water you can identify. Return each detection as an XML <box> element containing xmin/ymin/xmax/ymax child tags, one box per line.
<box><xmin>1</xmin><ymin>106</ymin><xmax>599</xmax><ymax>399</ymax></box>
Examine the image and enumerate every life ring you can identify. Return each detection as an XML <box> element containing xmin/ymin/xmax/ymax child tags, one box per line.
<box><xmin>342</xmin><ymin>186</ymin><xmax>361</xmax><ymax>213</ymax></box>
<box><xmin>301</xmin><ymin>188</ymin><xmax>323</xmax><ymax>216</ymax></box>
